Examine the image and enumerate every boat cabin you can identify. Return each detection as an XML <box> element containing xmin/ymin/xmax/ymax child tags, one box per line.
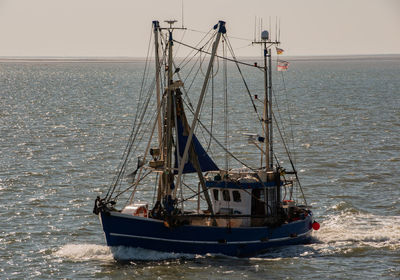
<box><xmin>205</xmin><ymin>169</ymin><xmax>281</xmax><ymax>227</ymax></box>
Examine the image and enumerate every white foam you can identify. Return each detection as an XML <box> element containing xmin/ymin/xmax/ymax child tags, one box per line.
<box><xmin>54</xmin><ymin>244</ymin><xmax>198</xmax><ymax>262</ymax></box>
<box><xmin>54</xmin><ymin>244</ymin><xmax>114</xmax><ymax>262</ymax></box>
<box><xmin>111</xmin><ymin>246</ymin><xmax>197</xmax><ymax>261</ymax></box>
<box><xmin>313</xmin><ymin>208</ymin><xmax>400</xmax><ymax>250</ymax></box>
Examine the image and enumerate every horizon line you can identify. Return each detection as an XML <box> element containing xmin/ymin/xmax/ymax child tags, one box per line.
<box><xmin>1</xmin><ymin>53</ymin><xmax>400</xmax><ymax>63</ymax></box>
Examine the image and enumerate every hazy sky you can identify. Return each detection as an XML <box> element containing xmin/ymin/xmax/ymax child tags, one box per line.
<box><xmin>0</xmin><ymin>0</ymin><xmax>399</xmax><ymax>57</ymax></box>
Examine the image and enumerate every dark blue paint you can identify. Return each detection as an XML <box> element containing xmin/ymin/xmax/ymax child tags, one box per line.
<box><xmin>100</xmin><ymin>211</ymin><xmax>313</xmax><ymax>257</ymax></box>
<box><xmin>205</xmin><ymin>180</ymin><xmax>282</xmax><ymax>189</ymax></box>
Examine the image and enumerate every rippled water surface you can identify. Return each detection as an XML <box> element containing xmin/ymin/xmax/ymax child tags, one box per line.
<box><xmin>1</xmin><ymin>56</ymin><xmax>399</xmax><ymax>279</ymax></box>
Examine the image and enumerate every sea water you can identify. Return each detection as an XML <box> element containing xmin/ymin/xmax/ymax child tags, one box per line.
<box><xmin>1</xmin><ymin>56</ymin><xmax>399</xmax><ymax>279</ymax></box>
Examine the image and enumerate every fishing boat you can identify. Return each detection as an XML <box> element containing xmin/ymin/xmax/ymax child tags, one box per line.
<box><xmin>93</xmin><ymin>20</ymin><xmax>319</xmax><ymax>258</ymax></box>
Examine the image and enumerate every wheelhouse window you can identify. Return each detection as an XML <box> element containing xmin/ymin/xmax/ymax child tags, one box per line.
<box><xmin>232</xmin><ymin>190</ymin><xmax>241</xmax><ymax>202</ymax></box>
<box><xmin>213</xmin><ymin>189</ymin><xmax>219</xmax><ymax>201</ymax></box>
<box><xmin>222</xmin><ymin>190</ymin><xmax>230</xmax><ymax>201</ymax></box>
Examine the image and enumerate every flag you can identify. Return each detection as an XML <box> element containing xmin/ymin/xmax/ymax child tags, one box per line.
<box><xmin>277</xmin><ymin>59</ymin><xmax>289</xmax><ymax>71</ymax></box>
<box><xmin>276</xmin><ymin>47</ymin><xmax>284</xmax><ymax>55</ymax></box>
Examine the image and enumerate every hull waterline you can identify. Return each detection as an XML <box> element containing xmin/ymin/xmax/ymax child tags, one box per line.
<box><xmin>99</xmin><ymin>211</ymin><xmax>314</xmax><ymax>257</ymax></box>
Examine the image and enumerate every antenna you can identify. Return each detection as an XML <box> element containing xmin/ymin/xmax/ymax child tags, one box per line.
<box><xmin>181</xmin><ymin>0</ymin><xmax>184</xmax><ymax>28</ymax></box>
<box><xmin>275</xmin><ymin>16</ymin><xmax>278</xmax><ymax>42</ymax></box>
<box><xmin>254</xmin><ymin>16</ymin><xmax>256</xmax><ymax>42</ymax></box>
<box><xmin>278</xmin><ymin>17</ymin><xmax>281</xmax><ymax>43</ymax></box>
<box><xmin>269</xmin><ymin>16</ymin><xmax>271</xmax><ymax>39</ymax></box>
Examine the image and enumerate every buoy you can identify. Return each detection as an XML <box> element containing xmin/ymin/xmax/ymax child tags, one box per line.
<box><xmin>134</xmin><ymin>206</ymin><xmax>148</xmax><ymax>218</ymax></box>
<box><xmin>312</xmin><ymin>221</ymin><xmax>320</xmax><ymax>230</ymax></box>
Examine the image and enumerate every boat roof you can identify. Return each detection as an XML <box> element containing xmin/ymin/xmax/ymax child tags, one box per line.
<box><xmin>206</xmin><ymin>180</ymin><xmax>281</xmax><ymax>189</ymax></box>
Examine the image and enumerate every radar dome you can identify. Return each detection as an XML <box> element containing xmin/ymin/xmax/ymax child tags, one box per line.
<box><xmin>261</xmin><ymin>30</ymin><xmax>269</xmax><ymax>41</ymax></box>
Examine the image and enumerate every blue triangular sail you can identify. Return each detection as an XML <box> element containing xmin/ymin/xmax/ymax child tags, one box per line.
<box><xmin>174</xmin><ymin>117</ymin><xmax>219</xmax><ymax>174</ymax></box>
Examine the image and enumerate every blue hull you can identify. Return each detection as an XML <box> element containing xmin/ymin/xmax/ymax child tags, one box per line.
<box><xmin>99</xmin><ymin>211</ymin><xmax>313</xmax><ymax>257</ymax></box>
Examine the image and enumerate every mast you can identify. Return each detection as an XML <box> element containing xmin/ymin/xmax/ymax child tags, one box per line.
<box><xmin>253</xmin><ymin>30</ymin><xmax>279</xmax><ymax>170</ymax></box>
<box><xmin>158</xmin><ymin>20</ymin><xmax>186</xmax><ymax>209</ymax></box>
<box><xmin>153</xmin><ymin>21</ymin><xmax>164</xmax><ymax>202</ymax></box>
<box><xmin>164</xmin><ymin>20</ymin><xmax>176</xmax><ymax>196</ymax></box>
<box><xmin>263</xmin><ymin>40</ymin><xmax>270</xmax><ymax>170</ymax></box>
<box><xmin>267</xmin><ymin>41</ymin><xmax>273</xmax><ymax>169</ymax></box>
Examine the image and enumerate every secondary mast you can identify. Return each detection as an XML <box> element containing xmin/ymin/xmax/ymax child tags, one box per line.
<box><xmin>253</xmin><ymin>30</ymin><xmax>279</xmax><ymax>170</ymax></box>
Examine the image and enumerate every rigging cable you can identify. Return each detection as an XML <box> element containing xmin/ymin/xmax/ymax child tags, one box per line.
<box><xmin>199</xmin><ymin>36</ymin><xmax>220</xmax><ymax>78</ymax></box>
<box><xmin>206</xmin><ymin>62</ymin><xmax>214</xmax><ymax>152</ymax></box>
<box><xmin>113</xmin><ymin>169</ymin><xmax>153</xmax><ymax>202</ymax></box>
<box><xmin>173</xmin><ymin>28</ymin><xmax>187</xmax><ymax>60</ymax></box>
<box><xmin>187</xmin><ymin>28</ymin><xmax>253</xmax><ymax>42</ymax></box>
<box><xmin>224</xmin><ymin>35</ymin><xmax>264</xmax><ymax>133</ymax></box>
<box><xmin>108</xmin><ymin>32</ymin><xmax>170</xmax><ymax>201</ymax></box>
<box><xmin>173</xmin><ymin>39</ymin><xmax>262</xmax><ymax>69</ymax></box>
<box><xmin>172</xmin><ymin>59</ymin><xmax>194</xmax><ymax>110</ymax></box>
<box><xmin>184</xmin><ymin>33</ymin><xmax>215</xmax><ymax>93</ymax></box>
<box><xmin>178</xmin><ymin>28</ymin><xmax>215</xmax><ymax>70</ymax></box>
<box><xmin>127</xmin><ymin>94</ymin><xmax>166</xmax><ymax>204</ymax></box>
<box><xmin>179</xmin><ymin>34</ymin><xmax>221</xmax><ymax>157</ymax></box>
<box><xmin>105</xmin><ymin>27</ymin><xmax>154</xmax><ymax>200</ymax></box>
<box><xmin>107</xmin><ymin>58</ymin><xmax>163</xmax><ymax>200</ymax></box>
<box><xmin>271</xmin><ymin>86</ymin><xmax>292</xmax><ymax>160</ymax></box>
<box><xmin>171</xmin><ymin>30</ymin><xmax>218</xmax><ymax>111</ymax></box>
<box><xmin>173</xmin><ymin>37</ymin><xmax>299</xmax><ymax>205</ymax></box>
<box><xmin>136</xmin><ymin>27</ymin><xmax>155</xmax><ymax>128</ymax></box>
<box><xmin>279</xmin><ymin>70</ymin><xmax>297</xmax><ymax>165</ymax></box>
<box><xmin>196</xmin><ymin>35</ymin><xmax>219</xmax><ymax>149</ymax></box>
<box><xmin>272</xmin><ymin>110</ymin><xmax>307</xmax><ymax>205</ymax></box>
<box><xmin>107</xmin><ymin>77</ymin><xmax>157</xmax><ymax>201</ymax></box>
<box><xmin>174</xmin><ymin>34</ymin><xmax>264</xmax><ymax>172</ymax></box>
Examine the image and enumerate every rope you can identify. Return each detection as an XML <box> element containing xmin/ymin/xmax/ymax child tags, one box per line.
<box><xmin>187</xmin><ymin>28</ymin><xmax>253</xmax><ymax>42</ymax></box>
<box><xmin>173</xmin><ymin>39</ymin><xmax>263</xmax><ymax>69</ymax></box>
<box><xmin>224</xmin><ymin>35</ymin><xmax>264</xmax><ymax>132</ymax></box>
<box><xmin>223</xmin><ymin>38</ymin><xmax>229</xmax><ymax>170</ymax></box>
<box><xmin>279</xmin><ymin>70</ymin><xmax>297</xmax><ymax>165</ymax></box>
<box><xmin>107</xmin><ymin>77</ymin><xmax>157</xmax><ymax>201</ymax></box>
<box><xmin>105</xmin><ymin>28</ymin><xmax>154</xmax><ymax>200</ymax></box>
<box><xmin>272</xmin><ymin>110</ymin><xmax>307</xmax><ymax>205</ymax></box>
<box><xmin>199</xmin><ymin>38</ymin><xmax>220</xmax><ymax>78</ymax></box>
<box><xmin>178</xmin><ymin>29</ymin><xmax>215</xmax><ymax>70</ymax></box>
<box><xmin>206</xmin><ymin>63</ymin><xmax>214</xmax><ymax>152</ymax></box>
